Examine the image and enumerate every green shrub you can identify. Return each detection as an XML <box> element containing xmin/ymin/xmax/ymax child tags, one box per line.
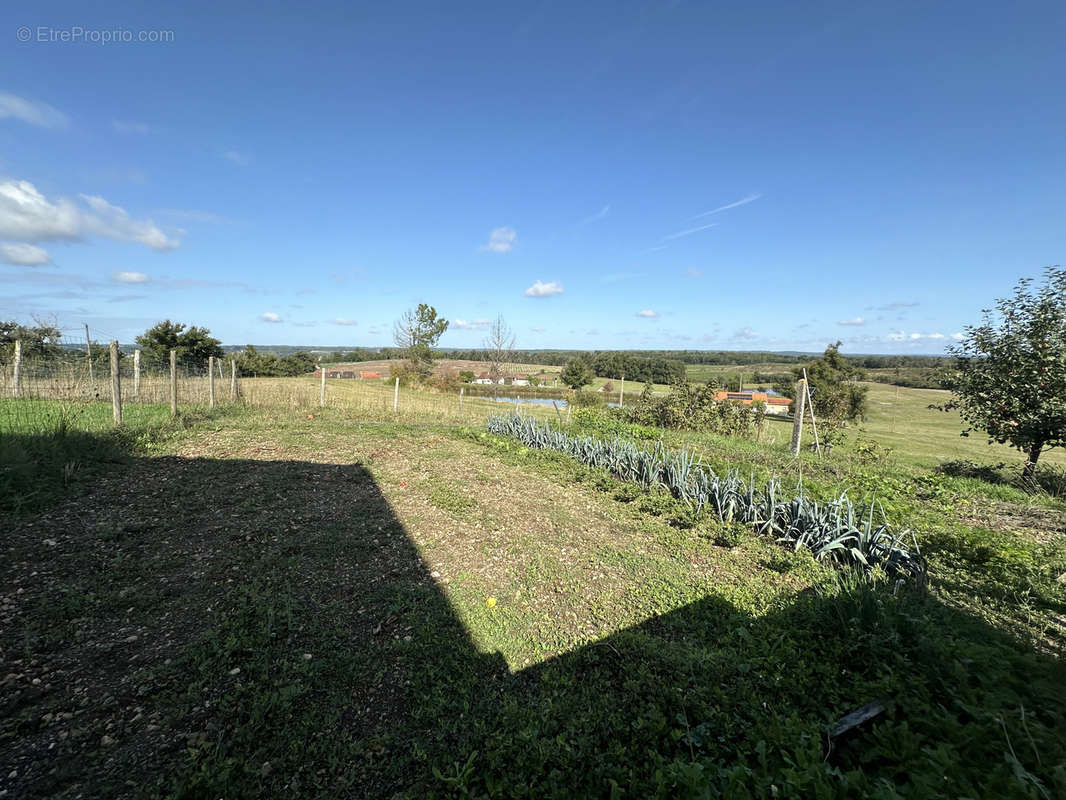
<box><xmin>622</xmin><ymin>380</ymin><xmax>764</xmax><ymax>437</ymax></box>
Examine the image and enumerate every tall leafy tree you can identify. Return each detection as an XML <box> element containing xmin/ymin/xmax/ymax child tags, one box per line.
<box><xmin>393</xmin><ymin>304</ymin><xmax>449</xmax><ymax>377</ymax></box>
<box><xmin>946</xmin><ymin>266</ymin><xmax>1066</xmax><ymax>479</ymax></box>
<box><xmin>135</xmin><ymin>320</ymin><xmax>223</xmax><ymax>367</ymax></box>
<box><xmin>0</xmin><ymin>318</ymin><xmax>62</xmax><ymax>363</ymax></box>
<box><xmin>774</xmin><ymin>342</ymin><xmax>868</xmax><ymax>430</ymax></box>
<box><xmin>561</xmin><ymin>357</ymin><xmax>594</xmax><ymax>390</ymax></box>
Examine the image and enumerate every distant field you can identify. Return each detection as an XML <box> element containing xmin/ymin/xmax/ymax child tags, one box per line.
<box><xmin>855</xmin><ymin>382</ymin><xmax>1065</xmax><ymax>468</ymax></box>
<box><xmin>685</xmin><ymin>363</ymin><xmax>797</xmax><ymax>383</ymax></box>
<box><xmin>330</xmin><ymin>359</ymin><xmax>562</xmax><ymax>381</ymax></box>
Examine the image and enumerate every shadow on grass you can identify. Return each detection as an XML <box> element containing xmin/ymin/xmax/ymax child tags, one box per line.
<box><xmin>1</xmin><ymin>444</ymin><xmax>1064</xmax><ymax>798</ymax></box>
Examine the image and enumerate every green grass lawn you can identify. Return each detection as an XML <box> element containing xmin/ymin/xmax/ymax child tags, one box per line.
<box><xmin>2</xmin><ymin>398</ymin><xmax>1064</xmax><ymax>798</ymax></box>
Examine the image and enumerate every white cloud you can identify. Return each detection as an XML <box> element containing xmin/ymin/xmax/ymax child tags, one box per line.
<box><xmin>732</xmin><ymin>327</ymin><xmax>759</xmax><ymax>342</ymax></box>
<box><xmin>530</xmin><ymin>326</ymin><xmax>546</xmax><ymax>333</ymax></box>
<box><xmin>481</xmin><ymin>227</ymin><xmax>517</xmax><ymax>253</ymax></box>
<box><xmin>453</xmin><ymin>318</ymin><xmax>492</xmax><ymax>330</ymax></box>
<box><xmin>523</xmin><ymin>279</ymin><xmax>563</xmax><ymax>298</ymax></box>
<box><xmin>636</xmin><ymin>309</ymin><xmax>658</xmax><ymax>318</ymax></box>
<box><xmin>112</xmin><ymin>120</ymin><xmax>150</xmax><ymax>135</ymax></box>
<box><xmin>838</xmin><ymin>317</ymin><xmax>865</xmax><ymax>326</ymax></box>
<box><xmin>951</xmin><ymin>332</ymin><xmax>964</xmax><ymax>341</ymax></box>
<box><xmin>260</xmin><ymin>312</ymin><xmax>282</xmax><ymax>323</ymax></box>
<box><xmin>113</xmin><ymin>271</ymin><xmax>150</xmax><ymax>284</ymax></box>
<box><xmin>0</xmin><ymin>92</ymin><xmax>67</xmax><ymax>128</ymax></box>
<box><xmin>685</xmin><ymin>268</ymin><xmax>704</xmax><ymax>278</ymax></box>
<box><xmin>0</xmin><ymin>242</ymin><xmax>51</xmax><ymax>266</ymax></box>
<box><xmin>688</xmin><ymin>193</ymin><xmax>762</xmax><ymax>221</ymax></box>
<box><xmin>888</xmin><ymin>330</ymin><xmax>947</xmax><ymax>342</ymax></box>
<box><xmin>0</xmin><ymin>179</ymin><xmax>180</xmax><ymax>250</ymax></box>
<box><xmin>333</xmin><ymin>318</ymin><xmax>358</xmax><ymax>326</ymax></box>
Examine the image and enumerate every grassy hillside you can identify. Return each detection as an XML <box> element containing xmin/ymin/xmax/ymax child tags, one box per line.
<box><xmin>2</xmin><ymin>390</ymin><xmax>1064</xmax><ymax>798</ymax></box>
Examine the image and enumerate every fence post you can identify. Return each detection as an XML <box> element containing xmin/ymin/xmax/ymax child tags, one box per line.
<box><xmin>169</xmin><ymin>349</ymin><xmax>178</xmax><ymax>416</ymax></box>
<box><xmin>619</xmin><ymin>376</ymin><xmax>624</xmax><ymax>407</ymax></box>
<box><xmin>133</xmin><ymin>348</ymin><xmax>141</xmax><ymax>400</ymax></box>
<box><xmin>84</xmin><ymin>323</ymin><xmax>93</xmax><ymax>383</ymax></box>
<box><xmin>11</xmin><ymin>339</ymin><xmax>21</xmax><ymax>398</ymax></box>
<box><xmin>790</xmin><ymin>379</ymin><xmax>806</xmax><ymax>457</ymax></box>
<box><xmin>110</xmin><ymin>340</ymin><xmax>122</xmax><ymax>425</ymax></box>
<box><xmin>208</xmin><ymin>355</ymin><xmax>216</xmax><ymax>408</ymax></box>
<box><xmin>393</xmin><ymin>377</ymin><xmax>399</xmax><ymax>412</ymax></box>
<box><xmin>230</xmin><ymin>358</ymin><xmax>237</xmax><ymax>401</ymax></box>
<box><xmin>459</xmin><ymin>386</ymin><xmax>464</xmax><ymax>412</ymax></box>
<box><xmin>320</xmin><ymin>365</ymin><xmax>326</xmax><ymax>408</ymax></box>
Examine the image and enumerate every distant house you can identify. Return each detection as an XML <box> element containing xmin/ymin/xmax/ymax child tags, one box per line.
<box><xmin>360</xmin><ymin>371</ymin><xmax>382</xmax><ymax>380</ymax></box>
<box><xmin>472</xmin><ymin>372</ymin><xmax>532</xmax><ymax>386</ymax></box>
<box><xmin>713</xmin><ymin>390</ymin><xmax>791</xmax><ymax>415</ymax></box>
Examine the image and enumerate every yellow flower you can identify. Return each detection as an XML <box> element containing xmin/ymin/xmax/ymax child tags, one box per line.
<box><xmin>486</xmin><ymin>597</ymin><xmax>497</xmax><ymax>609</ymax></box>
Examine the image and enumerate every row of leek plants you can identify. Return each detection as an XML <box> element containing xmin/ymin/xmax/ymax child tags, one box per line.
<box><xmin>487</xmin><ymin>413</ymin><xmax>924</xmax><ymax>583</ymax></box>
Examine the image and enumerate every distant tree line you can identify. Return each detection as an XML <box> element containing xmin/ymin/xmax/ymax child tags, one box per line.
<box><xmin>232</xmin><ymin>345</ymin><xmax>317</xmax><ymax>377</ymax></box>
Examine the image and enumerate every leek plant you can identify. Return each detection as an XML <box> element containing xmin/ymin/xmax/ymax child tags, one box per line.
<box><xmin>487</xmin><ymin>413</ymin><xmax>924</xmax><ymax>582</ymax></box>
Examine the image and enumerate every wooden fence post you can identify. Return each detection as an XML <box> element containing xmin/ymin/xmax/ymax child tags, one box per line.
<box><xmin>11</xmin><ymin>339</ymin><xmax>21</xmax><ymax>398</ymax></box>
<box><xmin>790</xmin><ymin>379</ymin><xmax>807</xmax><ymax>457</ymax></box>
<box><xmin>619</xmin><ymin>376</ymin><xmax>624</xmax><ymax>407</ymax></box>
<box><xmin>320</xmin><ymin>365</ymin><xmax>326</xmax><ymax>408</ymax></box>
<box><xmin>230</xmin><ymin>358</ymin><xmax>237</xmax><ymax>401</ymax></box>
<box><xmin>169</xmin><ymin>349</ymin><xmax>178</xmax><ymax>416</ymax></box>
<box><xmin>110</xmin><ymin>340</ymin><xmax>122</xmax><ymax>425</ymax></box>
<box><xmin>84</xmin><ymin>323</ymin><xmax>93</xmax><ymax>383</ymax></box>
<box><xmin>208</xmin><ymin>355</ymin><xmax>216</xmax><ymax>408</ymax></box>
<box><xmin>393</xmin><ymin>377</ymin><xmax>399</xmax><ymax>412</ymax></box>
<box><xmin>459</xmin><ymin>386</ymin><xmax>464</xmax><ymax>412</ymax></box>
<box><xmin>133</xmin><ymin>348</ymin><xmax>141</xmax><ymax>400</ymax></box>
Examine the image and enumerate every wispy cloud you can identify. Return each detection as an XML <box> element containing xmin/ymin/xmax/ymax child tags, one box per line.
<box><xmin>333</xmin><ymin>318</ymin><xmax>358</xmax><ymax>326</ymax></box>
<box><xmin>877</xmin><ymin>300</ymin><xmax>919</xmax><ymax>311</ymax></box>
<box><xmin>453</xmin><ymin>318</ymin><xmax>492</xmax><ymax>330</ymax></box>
<box><xmin>578</xmin><ymin>205</ymin><xmax>610</xmax><ymax>225</ymax></box>
<box><xmin>0</xmin><ymin>242</ymin><xmax>51</xmax><ymax>266</ymax></box>
<box><xmin>260</xmin><ymin>312</ymin><xmax>282</xmax><ymax>323</ymax></box>
<box><xmin>731</xmin><ymin>326</ymin><xmax>759</xmax><ymax>342</ymax></box>
<box><xmin>112</xmin><ymin>120</ymin><xmax>150</xmax><ymax>135</ymax></box>
<box><xmin>636</xmin><ymin>309</ymin><xmax>658</xmax><ymax>318</ymax></box>
<box><xmin>481</xmin><ymin>226</ymin><xmax>517</xmax><ymax>253</ymax></box>
<box><xmin>530</xmin><ymin>327</ymin><xmax>546</xmax><ymax>333</ymax></box>
<box><xmin>838</xmin><ymin>316</ymin><xmax>865</xmax><ymax>326</ymax></box>
<box><xmin>888</xmin><ymin>330</ymin><xmax>947</xmax><ymax>342</ymax></box>
<box><xmin>523</xmin><ymin>279</ymin><xmax>563</xmax><ymax>298</ymax></box>
<box><xmin>107</xmin><ymin>295</ymin><xmax>147</xmax><ymax>303</ymax></box>
<box><xmin>112</xmin><ymin>271</ymin><xmax>150</xmax><ymax>284</ymax></box>
<box><xmin>951</xmin><ymin>332</ymin><xmax>964</xmax><ymax>341</ymax></box>
<box><xmin>688</xmin><ymin>192</ymin><xmax>762</xmax><ymax>221</ymax></box>
<box><xmin>684</xmin><ymin>268</ymin><xmax>704</xmax><ymax>278</ymax></box>
<box><xmin>0</xmin><ymin>92</ymin><xmax>67</xmax><ymax>128</ymax></box>
<box><xmin>661</xmin><ymin>221</ymin><xmax>717</xmax><ymax>242</ymax></box>
<box><xmin>0</xmin><ymin>179</ymin><xmax>180</xmax><ymax>250</ymax></box>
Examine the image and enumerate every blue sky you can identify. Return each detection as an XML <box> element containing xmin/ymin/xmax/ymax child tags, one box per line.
<box><xmin>1</xmin><ymin>1</ymin><xmax>1063</xmax><ymax>353</ymax></box>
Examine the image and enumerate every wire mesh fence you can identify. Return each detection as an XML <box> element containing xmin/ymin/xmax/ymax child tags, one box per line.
<box><xmin>0</xmin><ymin>340</ymin><xmax>561</xmax><ymax>435</ymax></box>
